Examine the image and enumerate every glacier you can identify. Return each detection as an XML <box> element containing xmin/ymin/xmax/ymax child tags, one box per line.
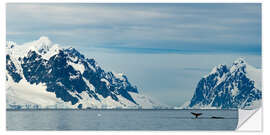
<box><xmin>6</xmin><ymin>37</ymin><xmax>165</xmax><ymax>109</ymax></box>
<box><xmin>181</xmin><ymin>58</ymin><xmax>262</xmax><ymax>109</ymax></box>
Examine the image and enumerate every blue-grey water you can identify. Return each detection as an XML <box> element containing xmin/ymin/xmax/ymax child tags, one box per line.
<box><xmin>6</xmin><ymin>109</ymin><xmax>238</xmax><ymax>130</ymax></box>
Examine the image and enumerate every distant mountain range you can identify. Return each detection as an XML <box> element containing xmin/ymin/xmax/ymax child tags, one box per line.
<box><xmin>6</xmin><ymin>37</ymin><xmax>164</xmax><ymax>109</ymax></box>
<box><xmin>181</xmin><ymin>58</ymin><xmax>262</xmax><ymax>109</ymax></box>
<box><xmin>6</xmin><ymin>37</ymin><xmax>262</xmax><ymax>110</ymax></box>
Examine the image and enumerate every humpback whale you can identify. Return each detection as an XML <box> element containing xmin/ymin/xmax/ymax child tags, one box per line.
<box><xmin>211</xmin><ymin>116</ymin><xmax>224</xmax><ymax>119</ymax></box>
<box><xmin>191</xmin><ymin>112</ymin><xmax>202</xmax><ymax>118</ymax></box>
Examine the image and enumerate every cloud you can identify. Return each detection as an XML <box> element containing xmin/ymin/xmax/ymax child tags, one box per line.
<box><xmin>7</xmin><ymin>3</ymin><xmax>261</xmax><ymax>54</ymax></box>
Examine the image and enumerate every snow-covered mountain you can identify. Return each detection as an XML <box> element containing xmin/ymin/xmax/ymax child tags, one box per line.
<box><xmin>181</xmin><ymin>58</ymin><xmax>262</xmax><ymax>109</ymax></box>
<box><xmin>6</xmin><ymin>37</ymin><xmax>164</xmax><ymax>109</ymax></box>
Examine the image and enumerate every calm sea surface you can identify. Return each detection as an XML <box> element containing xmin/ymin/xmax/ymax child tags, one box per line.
<box><xmin>7</xmin><ymin>109</ymin><xmax>238</xmax><ymax>130</ymax></box>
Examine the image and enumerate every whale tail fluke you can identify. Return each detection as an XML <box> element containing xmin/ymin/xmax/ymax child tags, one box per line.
<box><xmin>191</xmin><ymin>112</ymin><xmax>202</xmax><ymax>118</ymax></box>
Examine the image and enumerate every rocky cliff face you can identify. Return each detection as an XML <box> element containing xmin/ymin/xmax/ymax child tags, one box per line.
<box><xmin>6</xmin><ymin>37</ymin><xmax>163</xmax><ymax>109</ymax></box>
<box><xmin>183</xmin><ymin>58</ymin><xmax>261</xmax><ymax>109</ymax></box>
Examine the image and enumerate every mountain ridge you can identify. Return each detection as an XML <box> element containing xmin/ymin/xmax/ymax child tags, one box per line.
<box><xmin>6</xmin><ymin>37</ymin><xmax>164</xmax><ymax>109</ymax></box>
<box><xmin>181</xmin><ymin>58</ymin><xmax>262</xmax><ymax>109</ymax></box>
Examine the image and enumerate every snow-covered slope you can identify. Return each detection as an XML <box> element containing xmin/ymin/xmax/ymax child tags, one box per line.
<box><xmin>181</xmin><ymin>58</ymin><xmax>262</xmax><ymax>109</ymax></box>
<box><xmin>6</xmin><ymin>37</ymin><xmax>164</xmax><ymax>109</ymax></box>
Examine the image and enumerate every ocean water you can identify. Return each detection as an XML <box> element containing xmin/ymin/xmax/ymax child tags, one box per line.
<box><xmin>6</xmin><ymin>109</ymin><xmax>238</xmax><ymax>130</ymax></box>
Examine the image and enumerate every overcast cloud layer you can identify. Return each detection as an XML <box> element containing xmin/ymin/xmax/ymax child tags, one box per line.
<box><xmin>7</xmin><ymin>3</ymin><xmax>261</xmax><ymax>54</ymax></box>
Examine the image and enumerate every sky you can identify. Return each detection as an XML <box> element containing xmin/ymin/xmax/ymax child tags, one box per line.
<box><xmin>6</xmin><ymin>3</ymin><xmax>261</xmax><ymax>107</ymax></box>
